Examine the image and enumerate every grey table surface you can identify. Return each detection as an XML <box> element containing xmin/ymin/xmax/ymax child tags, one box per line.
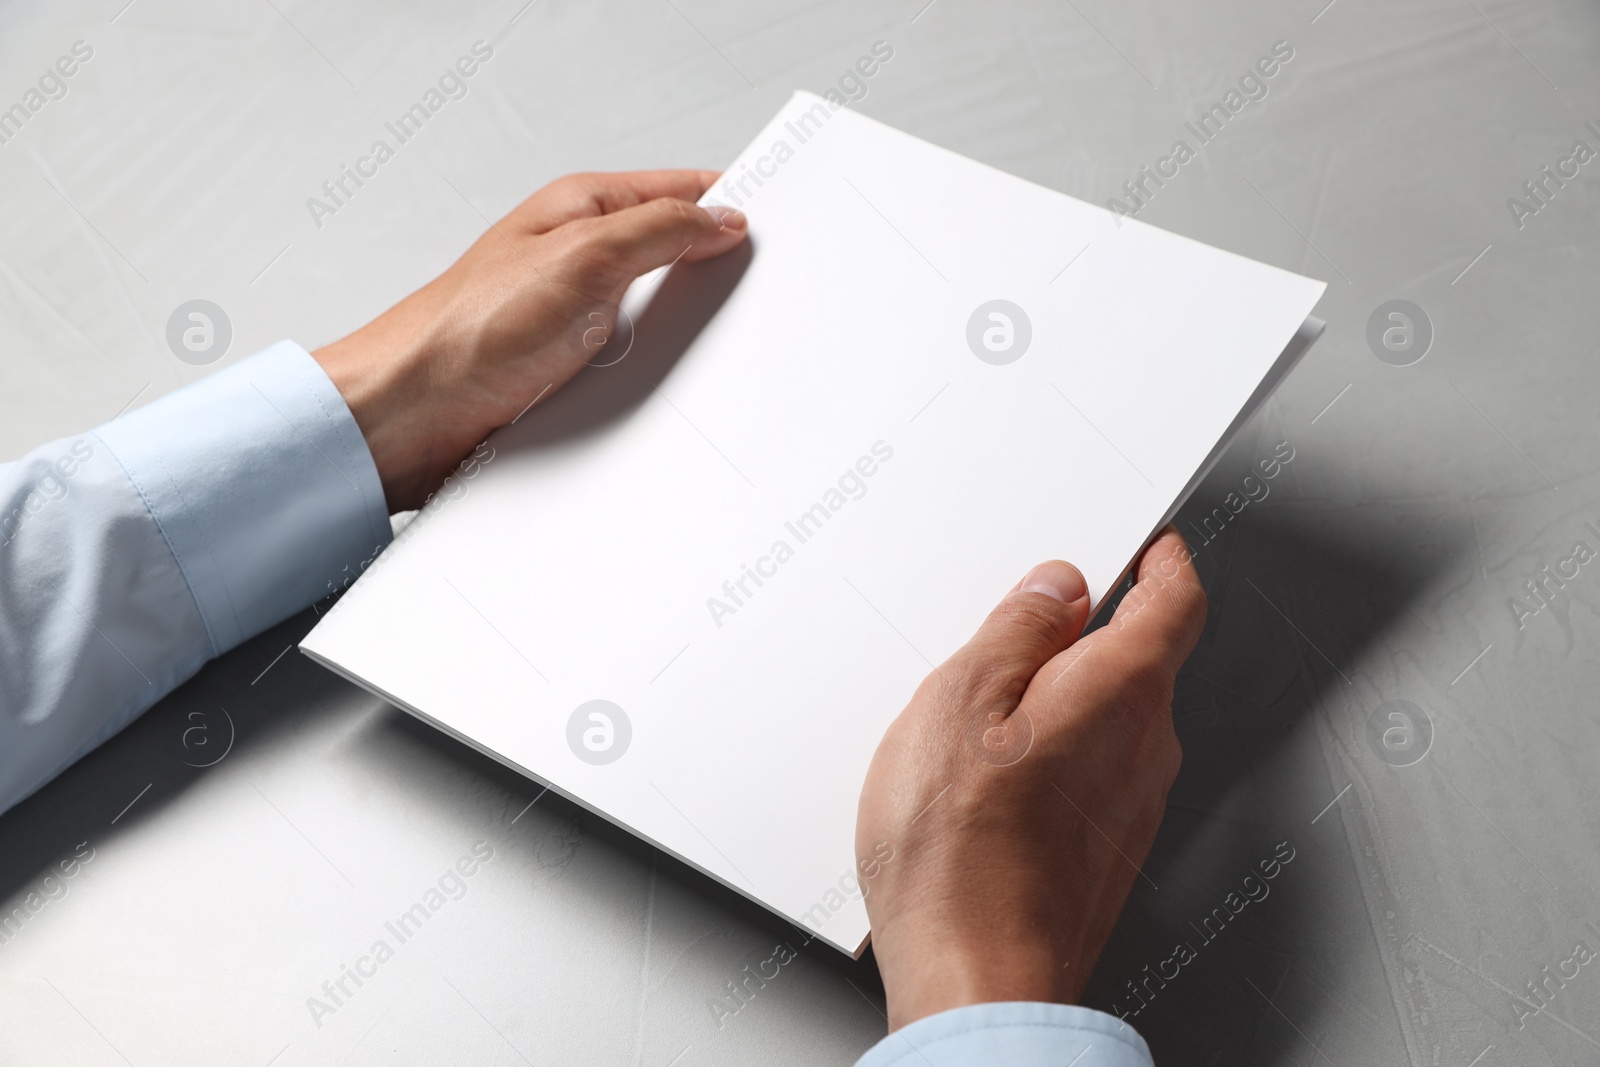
<box><xmin>4</xmin><ymin>0</ymin><xmax>1599</xmax><ymax>1063</ymax></box>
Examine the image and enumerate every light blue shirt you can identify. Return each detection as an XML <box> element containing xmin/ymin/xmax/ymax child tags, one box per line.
<box><xmin>0</xmin><ymin>341</ymin><xmax>1154</xmax><ymax>1067</ymax></box>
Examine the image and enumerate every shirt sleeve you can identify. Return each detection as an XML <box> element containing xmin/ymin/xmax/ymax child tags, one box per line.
<box><xmin>854</xmin><ymin>1002</ymin><xmax>1153</xmax><ymax>1067</ymax></box>
<box><xmin>0</xmin><ymin>340</ymin><xmax>391</xmax><ymax>816</ymax></box>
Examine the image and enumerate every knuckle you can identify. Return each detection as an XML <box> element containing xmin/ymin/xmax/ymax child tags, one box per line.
<box><xmin>1135</xmin><ymin>719</ymin><xmax>1182</xmax><ymax>797</ymax></box>
<box><xmin>1165</xmin><ymin>733</ymin><xmax>1184</xmax><ymax>786</ymax></box>
<box><xmin>969</xmin><ymin>656</ymin><xmax>1028</xmax><ymax>707</ymax></box>
<box><xmin>549</xmin><ymin>220</ymin><xmax>620</xmax><ymax>286</ymax></box>
<box><xmin>524</xmin><ymin>173</ymin><xmax>602</xmax><ymax>223</ymax></box>
<box><xmin>546</xmin><ymin>172</ymin><xmax>589</xmax><ymax>197</ymax></box>
<box><xmin>1173</xmin><ymin>574</ymin><xmax>1208</xmax><ymax>628</ymax></box>
<box><xmin>921</xmin><ymin>664</ymin><xmax>966</xmax><ymax>711</ymax></box>
<box><xmin>648</xmin><ymin>195</ymin><xmax>701</xmax><ymax>229</ymax></box>
<box><xmin>924</xmin><ymin>662</ymin><xmax>972</xmax><ymax>712</ymax></box>
<box><xmin>1119</xmin><ymin>652</ymin><xmax>1177</xmax><ymax>714</ymax></box>
<box><xmin>559</xmin><ymin>214</ymin><xmax>611</xmax><ymax>256</ymax></box>
<box><xmin>939</xmin><ymin>657</ymin><xmax>1008</xmax><ymax>709</ymax></box>
<box><xmin>992</xmin><ymin>595</ymin><xmax>1071</xmax><ymax>642</ymax></box>
<box><xmin>930</xmin><ymin>657</ymin><xmax>1022</xmax><ymax>725</ymax></box>
<box><xmin>555</xmin><ymin>171</ymin><xmax>610</xmax><ymax>202</ymax></box>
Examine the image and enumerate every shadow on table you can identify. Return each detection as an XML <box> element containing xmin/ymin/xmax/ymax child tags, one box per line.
<box><xmin>0</xmin><ymin>608</ymin><xmax>337</xmax><ymax>906</ymax></box>
<box><xmin>1079</xmin><ymin>487</ymin><xmax>1474</xmax><ymax>1065</ymax></box>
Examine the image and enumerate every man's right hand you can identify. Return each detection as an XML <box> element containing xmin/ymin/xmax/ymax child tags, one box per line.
<box><xmin>856</xmin><ymin>526</ymin><xmax>1207</xmax><ymax>1029</ymax></box>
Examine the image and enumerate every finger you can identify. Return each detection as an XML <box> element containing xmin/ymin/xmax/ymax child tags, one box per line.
<box><xmin>554</xmin><ymin>195</ymin><xmax>748</xmax><ymax>297</ymax></box>
<box><xmin>508</xmin><ymin>170</ymin><xmax>724</xmax><ymax>234</ymax></box>
<box><xmin>937</xmin><ymin>560</ymin><xmax>1093</xmax><ymax>709</ymax></box>
<box><xmin>1093</xmin><ymin>526</ymin><xmax>1207</xmax><ymax>677</ymax></box>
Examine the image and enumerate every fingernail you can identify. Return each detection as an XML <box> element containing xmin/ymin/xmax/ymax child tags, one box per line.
<box><xmin>703</xmin><ymin>204</ymin><xmax>746</xmax><ymax>230</ymax></box>
<box><xmin>1019</xmin><ymin>561</ymin><xmax>1087</xmax><ymax>604</ymax></box>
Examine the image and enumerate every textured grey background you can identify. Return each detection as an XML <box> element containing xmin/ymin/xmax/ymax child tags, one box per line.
<box><xmin>3</xmin><ymin>0</ymin><xmax>1599</xmax><ymax>1064</ymax></box>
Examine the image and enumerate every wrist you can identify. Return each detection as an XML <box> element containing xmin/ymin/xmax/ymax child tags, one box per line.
<box><xmin>313</xmin><ymin>326</ymin><xmax>468</xmax><ymax>513</ymax></box>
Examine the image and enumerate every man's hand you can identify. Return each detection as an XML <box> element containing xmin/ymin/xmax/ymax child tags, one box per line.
<box><xmin>856</xmin><ymin>526</ymin><xmax>1206</xmax><ymax>1029</ymax></box>
<box><xmin>313</xmin><ymin>170</ymin><xmax>747</xmax><ymax>512</ymax></box>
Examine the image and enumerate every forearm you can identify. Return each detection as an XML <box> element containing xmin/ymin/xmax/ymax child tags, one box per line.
<box><xmin>0</xmin><ymin>342</ymin><xmax>390</xmax><ymax>814</ymax></box>
<box><xmin>0</xmin><ymin>169</ymin><xmax>743</xmax><ymax>816</ymax></box>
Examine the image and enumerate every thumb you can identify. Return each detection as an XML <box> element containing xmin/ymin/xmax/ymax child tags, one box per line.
<box><xmin>942</xmin><ymin>560</ymin><xmax>1093</xmax><ymax>706</ymax></box>
<box><xmin>559</xmin><ymin>197</ymin><xmax>747</xmax><ymax>297</ymax></box>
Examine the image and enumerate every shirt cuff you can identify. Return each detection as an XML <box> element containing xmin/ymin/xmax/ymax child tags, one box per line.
<box><xmin>854</xmin><ymin>1002</ymin><xmax>1153</xmax><ymax>1067</ymax></box>
<box><xmin>94</xmin><ymin>340</ymin><xmax>391</xmax><ymax>655</ymax></box>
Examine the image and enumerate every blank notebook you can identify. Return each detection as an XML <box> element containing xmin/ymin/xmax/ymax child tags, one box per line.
<box><xmin>301</xmin><ymin>91</ymin><xmax>1326</xmax><ymax>955</ymax></box>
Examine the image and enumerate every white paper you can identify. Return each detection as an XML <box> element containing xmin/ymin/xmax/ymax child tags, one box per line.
<box><xmin>301</xmin><ymin>91</ymin><xmax>1326</xmax><ymax>955</ymax></box>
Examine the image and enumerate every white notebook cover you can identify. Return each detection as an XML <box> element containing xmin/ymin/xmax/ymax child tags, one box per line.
<box><xmin>301</xmin><ymin>91</ymin><xmax>1326</xmax><ymax>955</ymax></box>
